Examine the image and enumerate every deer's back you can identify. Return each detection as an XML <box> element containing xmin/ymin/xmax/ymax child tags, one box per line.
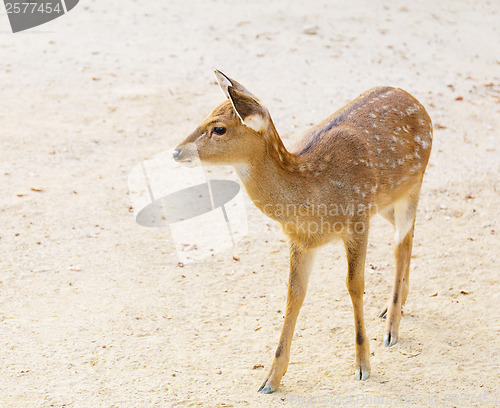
<box><xmin>292</xmin><ymin>87</ymin><xmax>433</xmax><ymax>210</ymax></box>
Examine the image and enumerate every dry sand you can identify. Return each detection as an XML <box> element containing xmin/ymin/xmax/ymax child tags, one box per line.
<box><xmin>0</xmin><ymin>1</ymin><xmax>499</xmax><ymax>407</ymax></box>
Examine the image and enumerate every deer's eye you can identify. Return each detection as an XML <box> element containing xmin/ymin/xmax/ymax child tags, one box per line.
<box><xmin>213</xmin><ymin>126</ymin><xmax>226</xmax><ymax>136</ymax></box>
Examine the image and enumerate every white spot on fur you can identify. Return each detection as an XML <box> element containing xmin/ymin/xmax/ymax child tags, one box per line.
<box><xmin>406</xmin><ymin>105</ymin><xmax>419</xmax><ymax>115</ymax></box>
<box><xmin>368</xmin><ymin>113</ymin><xmax>377</xmax><ymax>118</ymax></box>
<box><xmin>411</xmin><ymin>163</ymin><xmax>423</xmax><ymax>172</ymax></box>
<box><xmin>348</xmin><ymin>108</ymin><xmax>360</xmax><ymax>118</ymax></box>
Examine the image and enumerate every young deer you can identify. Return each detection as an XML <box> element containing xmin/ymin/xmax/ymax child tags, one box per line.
<box><xmin>173</xmin><ymin>71</ymin><xmax>432</xmax><ymax>394</ymax></box>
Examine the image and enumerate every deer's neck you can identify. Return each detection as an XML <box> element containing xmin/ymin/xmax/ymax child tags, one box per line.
<box><xmin>234</xmin><ymin>127</ymin><xmax>308</xmax><ymax>221</ymax></box>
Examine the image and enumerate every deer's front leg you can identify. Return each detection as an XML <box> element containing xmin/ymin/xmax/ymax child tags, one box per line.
<box><xmin>258</xmin><ymin>242</ymin><xmax>315</xmax><ymax>394</ymax></box>
<box><xmin>344</xmin><ymin>232</ymin><xmax>371</xmax><ymax>381</ymax></box>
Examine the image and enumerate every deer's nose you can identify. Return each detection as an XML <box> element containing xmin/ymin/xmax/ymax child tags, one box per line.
<box><xmin>172</xmin><ymin>148</ymin><xmax>181</xmax><ymax>161</ymax></box>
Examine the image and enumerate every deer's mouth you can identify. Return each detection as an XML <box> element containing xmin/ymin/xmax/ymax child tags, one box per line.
<box><xmin>172</xmin><ymin>146</ymin><xmax>198</xmax><ymax>167</ymax></box>
<box><xmin>178</xmin><ymin>158</ymin><xmax>197</xmax><ymax>168</ymax></box>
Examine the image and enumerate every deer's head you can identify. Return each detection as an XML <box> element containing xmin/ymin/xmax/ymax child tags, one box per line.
<box><xmin>173</xmin><ymin>71</ymin><xmax>273</xmax><ymax>166</ymax></box>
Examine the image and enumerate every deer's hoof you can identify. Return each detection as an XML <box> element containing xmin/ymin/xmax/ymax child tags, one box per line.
<box><xmin>384</xmin><ymin>332</ymin><xmax>398</xmax><ymax>347</ymax></box>
<box><xmin>378</xmin><ymin>307</ymin><xmax>388</xmax><ymax>319</ymax></box>
<box><xmin>355</xmin><ymin>366</ymin><xmax>370</xmax><ymax>381</ymax></box>
<box><xmin>258</xmin><ymin>383</ymin><xmax>277</xmax><ymax>394</ymax></box>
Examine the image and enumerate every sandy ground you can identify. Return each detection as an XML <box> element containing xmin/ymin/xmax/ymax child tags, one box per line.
<box><xmin>1</xmin><ymin>1</ymin><xmax>499</xmax><ymax>407</ymax></box>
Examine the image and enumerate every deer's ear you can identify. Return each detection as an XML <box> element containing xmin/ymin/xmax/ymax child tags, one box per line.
<box><xmin>214</xmin><ymin>70</ymin><xmax>258</xmax><ymax>100</ymax></box>
<box><xmin>227</xmin><ymin>86</ymin><xmax>267</xmax><ymax>132</ymax></box>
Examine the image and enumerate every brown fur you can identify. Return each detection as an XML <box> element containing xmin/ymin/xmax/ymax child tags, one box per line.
<box><xmin>174</xmin><ymin>71</ymin><xmax>432</xmax><ymax>393</ymax></box>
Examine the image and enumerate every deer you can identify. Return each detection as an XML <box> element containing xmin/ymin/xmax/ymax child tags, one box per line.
<box><xmin>172</xmin><ymin>70</ymin><xmax>432</xmax><ymax>394</ymax></box>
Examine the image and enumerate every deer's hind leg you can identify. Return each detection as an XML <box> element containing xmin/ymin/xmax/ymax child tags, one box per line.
<box><xmin>378</xmin><ymin>205</ymin><xmax>409</xmax><ymax>320</ymax></box>
<box><xmin>380</xmin><ymin>189</ymin><xmax>420</xmax><ymax>347</ymax></box>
